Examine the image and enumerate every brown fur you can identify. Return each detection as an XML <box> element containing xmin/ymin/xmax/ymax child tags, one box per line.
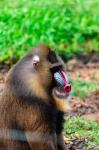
<box><xmin>0</xmin><ymin>44</ymin><xmax>68</xmax><ymax>150</ymax></box>
<box><xmin>52</xmin><ymin>94</ymin><xmax>71</xmax><ymax>112</ymax></box>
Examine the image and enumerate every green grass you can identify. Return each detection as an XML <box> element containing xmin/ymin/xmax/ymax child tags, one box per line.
<box><xmin>64</xmin><ymin>116</ymin><xmax>99</xmax><ymax>148</ymax></box>
<box><xmin>64</xmin><ymin>79</ymin><xmax>99</xmax><ymax>148</ymax></box>
<box><xmin>0</xmin><ymin>0</ymin><xmax>99</xmax><ymax>65</ymax></box>
<box><xmin>71</xmin><ymin>79</ymin><xmax>99</xmax><ymax>98</ymax></box>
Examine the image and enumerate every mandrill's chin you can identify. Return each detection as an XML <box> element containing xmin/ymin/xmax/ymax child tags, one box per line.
<box><xmin>52</xmin><ymin>87</ymin><xmax>69</xmax><ymax>99</ymax></box>
<box><xmin>52</xmin><ymin>89</ymin><xmax>71</xmax><ymax>113</ymax></box>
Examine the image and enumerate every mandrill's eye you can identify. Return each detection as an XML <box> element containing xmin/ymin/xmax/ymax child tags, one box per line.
<box><xmin>32</xmin><ymin>55</ymin><xmax>40</xmax><ymax>66</ymax></box>
<box><xmin>50</xmin><ymin>65</ymin><xmax>63</xmax><ymax>73</ymax></box>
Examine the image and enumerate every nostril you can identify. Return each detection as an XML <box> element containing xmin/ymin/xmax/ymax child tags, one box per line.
<box><xmin>64</xmin><ymin>84</ymin><xmax>72</xmax><ymax>93</ymax></box>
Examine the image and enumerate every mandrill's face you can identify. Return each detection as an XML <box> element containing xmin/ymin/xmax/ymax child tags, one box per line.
<box><xmin>47</xmin><ymin>49</ymin><xmax>71</xmax><ymax>100</ymax></box>
<box><xmin>9</xmin><ymin>44</ymin><xmax>71</xmax><ymax>111</ymax></box>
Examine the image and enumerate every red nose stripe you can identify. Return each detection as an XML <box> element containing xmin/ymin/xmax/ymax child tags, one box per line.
<box><xmin>60</xmin><ymin>71</ymin><xmax>68</xmax><ymax>83</ymax></box>
<box><xmin>60</xmin><ymin>71</ymin><xmax>72</xmax><ymax>93</ymax></box>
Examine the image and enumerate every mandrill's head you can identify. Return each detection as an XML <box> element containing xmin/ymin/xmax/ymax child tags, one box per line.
<box><xmin>6</xmin><ymin>44</ymin><xmax>72</xmax><ymax>112</ymax></box>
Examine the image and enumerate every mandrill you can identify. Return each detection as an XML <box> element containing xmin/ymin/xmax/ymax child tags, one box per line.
<box><xmin>0</xmin><ymin>44</ymin><xmax>72</xmax><ymax>150</ymax></box>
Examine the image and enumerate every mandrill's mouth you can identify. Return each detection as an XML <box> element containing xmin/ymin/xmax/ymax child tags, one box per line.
<box><xmin>53</xmin><ymin>87</ymin><xmax>69</xmax><ymax>99</ymax></box>
<box><xmin>52</xmin><ymin>71</ymin><xmax>72</xmax><ymax>99</ymax></box>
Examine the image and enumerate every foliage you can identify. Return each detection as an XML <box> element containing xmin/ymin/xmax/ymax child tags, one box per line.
<box><xmin>0</xmin><ymin>0</ymin><xmax>99</xmax><ymax>64</ymax></box>
<box><xmin>64</xmin><ymin>116</ymin><xmax>99</xmax><ymax>148</ymax></box>
<box><xmin>71</xmin><ymin>79</ymin><xmax>99</xmax><ymax>98</ymax></box>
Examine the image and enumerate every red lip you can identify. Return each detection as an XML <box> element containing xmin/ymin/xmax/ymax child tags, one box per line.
<box><xmin>60</xmin><ymin>71</ymin><xmax>72</xmax><ymax>93</ymax></box>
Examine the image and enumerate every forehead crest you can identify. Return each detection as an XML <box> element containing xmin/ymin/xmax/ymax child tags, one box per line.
<box><xmin>47</xmin><ymin>50</ymin><xmax>58</xmax><ymax>63</ymax></box>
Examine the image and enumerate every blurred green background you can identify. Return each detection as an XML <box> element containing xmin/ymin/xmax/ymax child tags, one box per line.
<box><xmin>0</xmin><ymin>0</ymin><xmax>99</xmax><ymax>65</ymax></box>
<box><xmin>0</xmin><ymin>1</ymin><xmax>99</xmax><ymax>148</ymax></box>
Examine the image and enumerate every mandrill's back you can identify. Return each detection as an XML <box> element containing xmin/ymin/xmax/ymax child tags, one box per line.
<box><xmin>0</xmin><ymin>84</ymin><xmax>31</xmax><ymax>150</ymax></box>
<box><xmin>0</xmin><ymin>90</ymin><xmax>57</xmax><ymax>150</ymax></box>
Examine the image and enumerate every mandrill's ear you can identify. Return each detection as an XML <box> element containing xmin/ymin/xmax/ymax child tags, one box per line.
<box><xmin>32</xmin><ymin>55</ymin><xmax>40</xmax><ymax>66</ymax></box>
